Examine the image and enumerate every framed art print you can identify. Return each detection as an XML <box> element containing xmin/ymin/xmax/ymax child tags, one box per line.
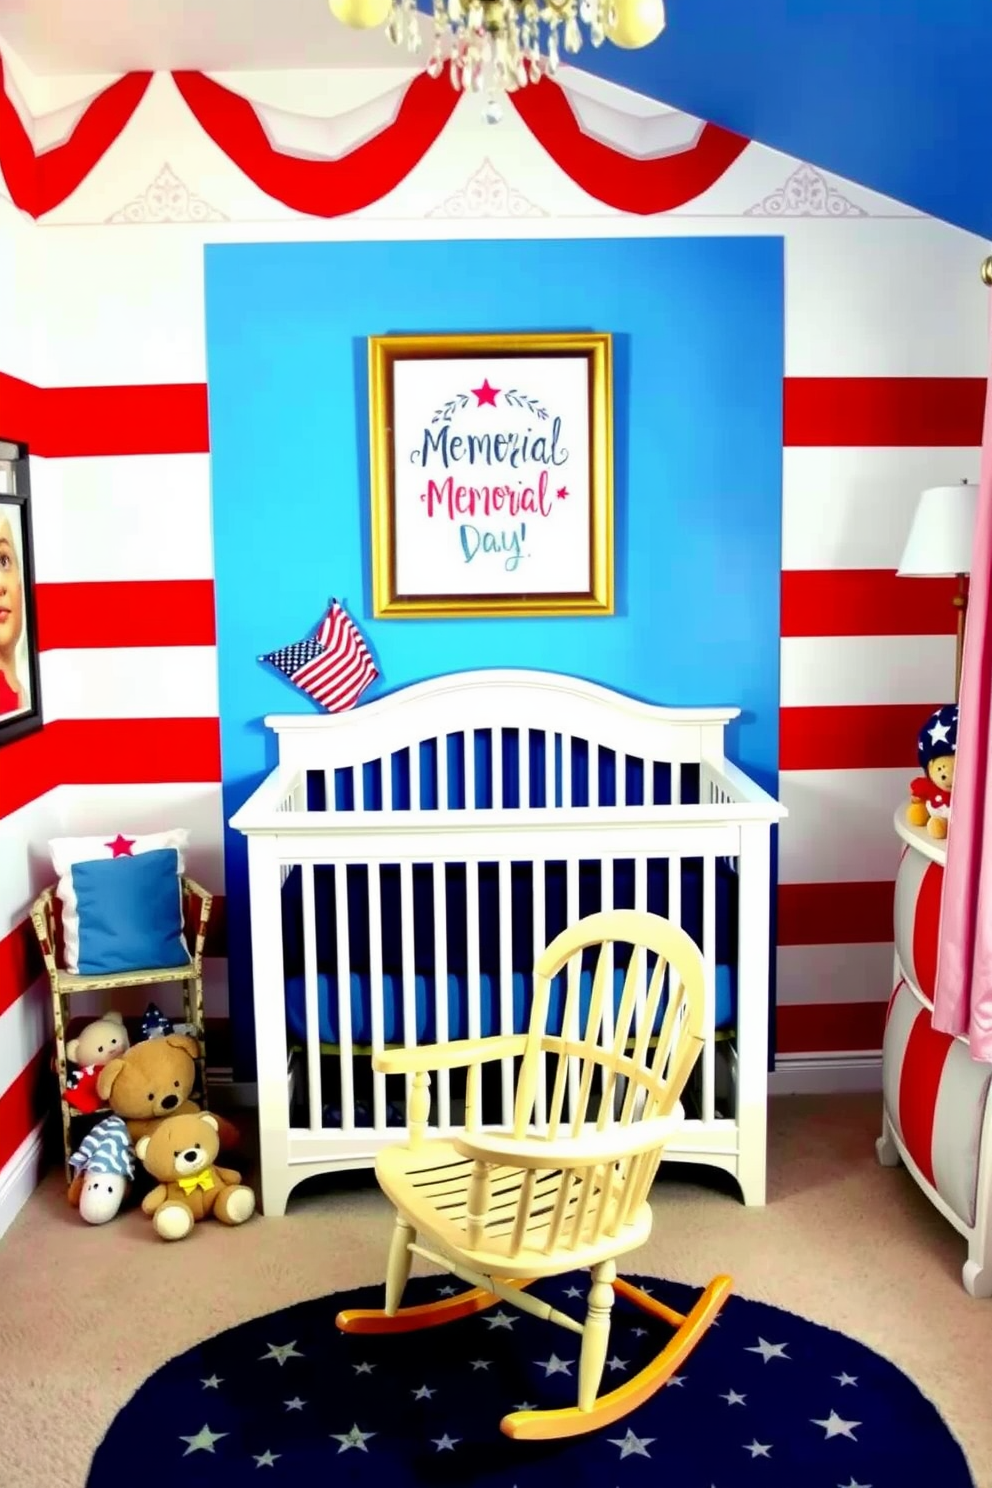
<box><xmin>0</xmin><ymin>437</ymin><xmax>43</xmax><ymax>746</ymax></box>
<box><xmin>368</xmin><ymin>331</ymin><xmax>614</xmax><ymax>618</ymax></box>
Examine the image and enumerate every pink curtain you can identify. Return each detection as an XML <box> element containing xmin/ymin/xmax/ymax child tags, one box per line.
<box><xmin>933</xmin><ymin>300</ymin><xmax>992</xmax><ymax>1059</ymax></box>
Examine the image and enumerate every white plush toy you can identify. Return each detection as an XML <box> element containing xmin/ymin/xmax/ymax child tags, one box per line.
<box><xmin>67</xmin><ymin>1115</ymin><xmax>136</xmax><ymax>1225</ymax></box>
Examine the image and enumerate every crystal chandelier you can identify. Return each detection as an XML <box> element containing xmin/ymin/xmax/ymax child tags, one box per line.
<box><xmin>329</xmin><ymin>0</ymin><xmax>667</xmax><ymax>114</ymax></box>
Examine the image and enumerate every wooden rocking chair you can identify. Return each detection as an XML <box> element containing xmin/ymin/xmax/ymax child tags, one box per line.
<box><xmin>336</xmin><ymin>909</ymin><xmax>732</xmax><ymax>1441</ymax></box>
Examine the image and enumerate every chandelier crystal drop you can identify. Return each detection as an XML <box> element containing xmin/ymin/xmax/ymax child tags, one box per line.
<box><xmin>332</xmin><ymin>0</ymin><xmax>667</xmax><ymax>114</ymax></box>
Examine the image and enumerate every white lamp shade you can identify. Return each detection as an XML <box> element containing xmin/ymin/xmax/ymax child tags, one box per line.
<box><xmin>897</xmin><ymin>483</ymin><xmax>979</xmax><ymax>577</ymax></box>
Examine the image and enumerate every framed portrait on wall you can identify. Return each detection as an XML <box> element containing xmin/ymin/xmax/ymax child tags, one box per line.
<box><xmin>0</xmin><ymin>438</ymin><xmax>43</xmax><ymax>746</ymax></box>
<box><xmin>368</xmin><ymin>331</ymin><xmax>614</xmax><ymax>618</ymax></box>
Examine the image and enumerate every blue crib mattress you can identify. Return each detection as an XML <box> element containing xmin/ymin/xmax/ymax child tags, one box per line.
<box><xmin>285</xmin><ymin>963</ymin><xmax>736</xmax><ymax>1049</ymax></box>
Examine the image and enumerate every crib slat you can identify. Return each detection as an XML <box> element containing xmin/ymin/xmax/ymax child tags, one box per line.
<box><xmin>520</xmin><ymin>730</ymin><xmax>531</xmax><ymax>810</ymax></box>
<box><xmin>334</xmin><ymin>861</ymin><xmax>355</xmax><ymax>1132</ymax></box>
<box><xmin>367</xmin><ymin>865</ymin><xmax>386</xmax><ymax>1129</ymax></box>
<box><xmin>464</xmin><ymin>730</ymin><xmax>476</xmax><ymax>809</ymax></box>
<box><xmin>671</xmin><ymin>761</ymin><xmax>682</xmax><ymax>806</ymax></box>
<box><xmin>382</xmin><ymin>754</ymin><xmax>393</xmax><ymax>812</ymax></box>
<box><xmin>702</xmin><ymin>852</ymin><xmax>716</xmax><ymax>1123</ymax></box>
<box><xmin>561</xmin><ymin>734</ymin><xmax>572</xmax><ymax>808</ymax></box>
<box><xmin>301</xmin><ymin>863</ymin><xmax>322</xmax><ymax>1133</ymax></box>
<box><xmin>565</xmin><ymin>857</ymin><xmax>580</xmax><ymax>1122</ymax></box>
<box><xmin>466</xmin><ymin>860</ymin><xmax>481</xmax><ymax>1045</ymax></box>
<box><xmin>437</xmin><ymin>735</ymin><xmax>449</xmax><ymax>811</ymax></box>
<box><xmin>542</xmin><ymin>730</ymin><xmax>553</xmax><ymax>808</ymax></box>
<box><xmin>532</xmin><ymin>859</ymin><xmax>547</xmax><ymax>1131</ymax></box>
<box><xmin>492</xmin><ymin>728</ymin><xmax>503</xmax><ymax>810</ymax></box>
<box><xmin>399</xmin><ymin>860</ymin><xmax>417</xmax><ymax>1114</ymax></box>
<box><xmin>498</xmin><ymin>858</ymin><xmax>514</xmax><ymax>1123</ymax></box>
<box><xmin>633</xmin><ymin>853</ymin><xmax>649</xmax><ymax>1025</ymax></box>
<box><xmin>432</xmin><ymin>861</ymin><xmax>451</xmax><ymax>1129</ymax></box>
<box><xmin>410</xmin><ymin>744</ymin><xmax>421</xmax><ymax>812</ymax></box>
<box><xmin>599</xmin><ymin>858</ymin><xmax>616</xmax><ymax>1121</ymax></box>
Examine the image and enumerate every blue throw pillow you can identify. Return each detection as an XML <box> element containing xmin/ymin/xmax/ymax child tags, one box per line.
<box><xmin>72</xmin><ymin>849</ymin><xmax>192</xmax><ymax>975</ymax></box>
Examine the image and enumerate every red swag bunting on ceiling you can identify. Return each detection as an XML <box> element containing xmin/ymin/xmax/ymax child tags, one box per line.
<box><xmin>0</xmin><ymin>56</ymin><xmax>151</xmax><ymax>219</ymax></box>
<box><xmin>0</xmin><ymin>57</ymin><xmax>749</xmax><ymax>221</ymax></box>
<box><xmin>171</xmin><ymin>70</ymin><xmax>461</xmax><ymax>218</ymax></box>
<box><xmin>508</xmin><ymin>80</ymin><xmax>750</xmax><ymax>215</ymax></box>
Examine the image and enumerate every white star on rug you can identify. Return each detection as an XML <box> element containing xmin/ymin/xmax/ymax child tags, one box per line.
<box><xmin>284</xmin><ymin>1398</ymin><xmax>306</xmax><ymax>1411</ymax></box>
<box><xmin>606</xmin><ymin>1355</ymin><xmax>628</xmax><ymax>1372</ymax></box>
<box><xmin>437</xmin><ymin>1285</ymin><xmax>457</xmax><ymax>1296</ymax></box>
<box><xmin>812</xmin><ymin>1410</ymin><xmax>861</xmax><ymax>1440</ymax></box>
<box><xmin>412</xmin><ymin>1385</ymin><xmax>436</xmax><ymax>1400</ymax></box>
<box><xmin>331</xmin><ymin>1424</ymin><xmax>376</xmax><ymax>1453</ymax></box>
<box><xmin>352</xmin><ymin>1361</ymin><xmax>375</xmax><ymax>1375</ymax></box>
<box><xmin>632</xmin><ymin>1327</ymin><xmax>648</xmax><ymax>1337</ymax></box>
<box><xmin>180</xmin><ymin>1424</ymin><xmax>228</xmax><ymax>1456</ymax></box>
<box><xmin>608</xmin><ymin>1428</ymin><xmax>655</xmax><ymax>1459</ymax></box>
<box><xmin>564</xmin><ymin>1285</ymin><xmax>585</xmax><ymax>1299</ymax></box>
<box><xmin>834</xmin><ymin>1372</ymin><xmax>858</xmax><ymax>1387</ymax></box>
<box><xmin>537</xmin><ymin>1354</ymin><xmax>573</xmax><ymax>1376</ymax></box>
<box><xmin>253</xmin><ymin>1450</ymin><xmax>280</xmax><ymax>1468</ymax></box>
<box><xmin>432</xmin><ymin>1434</ymin><xmax>460</xmax><ymax>1451</ymax></box>
<box><xmin>201</xmin><ymin>1375</ymin><xmax>222</xmax><ymax>1389</ymax></box>
<box><xmin>838</xmin><ymin>1479</ymin><xmax>872</xmax><ymax>1488</ymax></box>
<box><xmin>744</xmin><ymin>1439</ymin><xmax>772</xmax><ymax>1458</ymax></box>
<box><xmin>260</xmin><ymin>1342</ymin><xmax>303</xmax><ymax>1366</ymax></box>
<box><xmin>470</xmin><ymin>1359</ymin><xmax>491</xmax><ymax>1371</ymax></box>
<box><xmin>746</xmin><ymin>1337</ymin><xmax>790</xmax><ymax>1363</ymax></box>
<box><xmin>721</xmin><ymin>1389</ymin><xmax>746</xmax><ymax>1406</ymax></box>
<box><xmin>668</xmin><ymin>1374</ymin><xmax>686</xmax><ymax>1387</ymax></box>
<box><xmin>513</xmin><ymin>1402</ymin><xmax>537</xmax><ymax>1412</ymax></box>
<box><xmin>483</xmin><ymin>1309</ymin><xmax>517</xmax><ymax>1330</ymax></box>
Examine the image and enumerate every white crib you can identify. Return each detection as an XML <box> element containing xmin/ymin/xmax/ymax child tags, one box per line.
<box><xmin>230</xmin><ymin>669</ymin><xmax>786</xmax><ymax>1217</ymax></box>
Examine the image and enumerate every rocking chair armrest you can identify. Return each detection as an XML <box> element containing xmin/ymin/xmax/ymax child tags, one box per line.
<box><xmin>451</xmin><ymin>1105</ymin><xmax>686</xmax><ymax>1172</ymax></box>
<box><xmin>372</xmin><ymin>1034</ymin><xmax>529</xmax><ymax>1077</ymax></box>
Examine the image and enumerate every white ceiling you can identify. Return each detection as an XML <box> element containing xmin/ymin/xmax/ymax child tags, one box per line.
<box><xmin>0</xmin><ymin>0</ymin><xmax>414</xmax><ymax>74</ymax></box>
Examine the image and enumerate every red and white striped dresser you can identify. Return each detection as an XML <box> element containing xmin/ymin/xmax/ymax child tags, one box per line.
<box><xmin>878</xmin><ymin>809</ymin><xmax>992</xmax><ymax>1297</ymax></box>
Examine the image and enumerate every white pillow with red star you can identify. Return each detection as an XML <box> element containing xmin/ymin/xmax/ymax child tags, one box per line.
<box><xmin>49</xmin><ymin>830</ymin><xmax>190</xmax><ymax>975</ymax></box>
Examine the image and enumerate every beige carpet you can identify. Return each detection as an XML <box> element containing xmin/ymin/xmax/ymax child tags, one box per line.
<box><xmin>1</xmin><ymin>1093</ymin><xmax>990</xmax><ymax>1488</ymax></box>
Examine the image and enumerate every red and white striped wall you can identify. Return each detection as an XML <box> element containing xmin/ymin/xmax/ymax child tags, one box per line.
<box><xmin>0</xmin><ymin>60</ymin><xmax>989</xmax><ymax>1223</ymax></box>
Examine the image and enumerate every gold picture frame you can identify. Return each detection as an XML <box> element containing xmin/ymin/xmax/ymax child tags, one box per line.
<box><xmin>369</xmin><ymin>331</ymin><xmax>614</xmax><ymax>618</ymax></box>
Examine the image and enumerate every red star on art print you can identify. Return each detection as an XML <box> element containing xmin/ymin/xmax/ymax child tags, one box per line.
<box><xmin>471</xmin><ymin>378</ymin><xmax>500</xmax><ymax>407</ymax></box>
<box><xmin>105</xmin><ymin>834</ymin><xmax>136</xmax><ymax>858</ymax></box>
<box><xmin>556</xmin><ymin>486</ymin><xmax>569</xmax><ymax>500</ymax></box>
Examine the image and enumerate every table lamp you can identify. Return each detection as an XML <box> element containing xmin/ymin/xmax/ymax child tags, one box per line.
<box><xmin>898</xmin><ymin>480</ymin><xmax>978</xmax><ymax>702</ymax></box>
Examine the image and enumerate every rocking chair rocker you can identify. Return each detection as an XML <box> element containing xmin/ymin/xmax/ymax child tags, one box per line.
<box><xmin>336</xmin><ymin>909</ymin><xmax>732</xmax><ymax>1441</ymax></box>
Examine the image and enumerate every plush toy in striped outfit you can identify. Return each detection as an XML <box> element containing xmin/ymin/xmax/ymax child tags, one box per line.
<box><xmin>67</xmin><ymin>1114</ymin><xmax>136</xmax><ymax>1226</ymax></box>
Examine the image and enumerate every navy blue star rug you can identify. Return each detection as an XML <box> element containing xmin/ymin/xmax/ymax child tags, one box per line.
<box><xmin>87</xmin><ymin>1272</ymin><xmax>973</xmax><ymax>1487</ymax></box>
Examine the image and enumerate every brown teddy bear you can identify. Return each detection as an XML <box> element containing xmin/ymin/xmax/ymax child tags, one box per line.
<box><xmin>95</xmin><ymin>1033</ymin><xmax>239</xmax><ymax>1152</ymax></box>
<box><xmin>136</xmin><ymin>1111</ymin><xmax>255</xmax><ymax>1241</ymax></box>
<box><xmin>907</xmin><ymin>703</ymin><xmax>958</xmax><ymax>840</ymax></box>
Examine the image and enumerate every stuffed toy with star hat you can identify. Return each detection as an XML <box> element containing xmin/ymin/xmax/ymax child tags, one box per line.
<box><xmin>907</xmin><ymin>703</ymin><xmax>958</xmax><ymax>839</ymax></box>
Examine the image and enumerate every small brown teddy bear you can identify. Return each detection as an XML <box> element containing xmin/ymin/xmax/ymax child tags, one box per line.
<box><xmin>136</xmin><ymin>1111</ymin><xmax>256</xmax><ymax>1241</ymax></box>
<box><xmin>907</xmin><ymin>703</ymin><xmax>958</xmax><ymax>840</ymax></box>
<box><xmin>96</xmin><ymin>1033</ymin><xmax>203</xmax><ymax>1143</ymax></box>
<box><xmin>95</xmin><ymin>1033</ymin><xmax>240</xmax><ymax>1153</ymax></box>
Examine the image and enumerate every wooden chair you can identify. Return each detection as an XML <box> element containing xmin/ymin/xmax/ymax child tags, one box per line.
<box><xmin>336</xmin><ymin>908</ymin><xmax>732</xmax><ymax>1441</ymax></box>
<box><xmin>30</xmin><ymin>878</ymin><xmax>213</xmax><ymax>1177</ymax></box>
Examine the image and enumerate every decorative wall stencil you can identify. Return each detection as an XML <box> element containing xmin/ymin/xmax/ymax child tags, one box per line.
<box><xmin>745</xmin><ymin>162</ymin><xmax>867</xmax><ymax>218</ymax></box>
<box><xmin>105</xmin><ymin>164</ymin><xmax>228</xmax><ymax>224</ymax></box>
<box><xmin>426</xmin><ymin>158</ymin><xmax>547</xmax><ymax>219</ymax></box>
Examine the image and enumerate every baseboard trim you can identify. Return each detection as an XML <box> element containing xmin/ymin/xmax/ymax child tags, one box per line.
<box><xmin>0</xmin><ymin>1120</ymin><xmax>46</xmax><ymax>1241</ymax></box>
<box><xmin>769</xmin><ymin>1052</ymin><xmax>883</xmax><ymax>1095</ymax></box>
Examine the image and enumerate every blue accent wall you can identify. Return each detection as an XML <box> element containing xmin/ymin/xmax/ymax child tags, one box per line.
<box><xmin>204</xmin><ymin>235</ymin><xmax>784</xmax><ymax>1076</ymax></box>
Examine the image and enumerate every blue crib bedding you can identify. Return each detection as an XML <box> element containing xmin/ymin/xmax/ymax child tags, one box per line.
<box><xmin>280</xmin><ymin>859</ymin><xmax>739</xmax><ymax>1049</ymax></box>
<box><xmin>284</xmin><ymin>964</ymin><xmax>737</xmax><ymax>1048</ymax></box>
